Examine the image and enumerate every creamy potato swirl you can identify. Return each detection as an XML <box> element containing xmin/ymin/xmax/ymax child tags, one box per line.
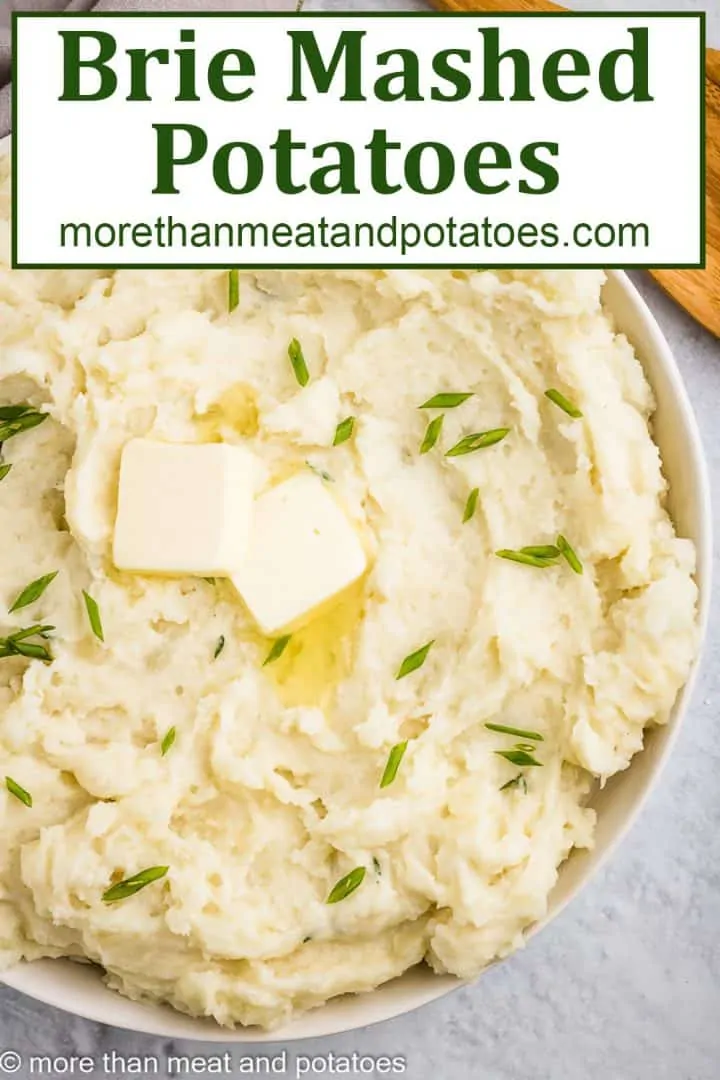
<box><xmin>0</xmin><ymin>164</ymin><xmax>697</xmax><ymax>1027</ymax></box>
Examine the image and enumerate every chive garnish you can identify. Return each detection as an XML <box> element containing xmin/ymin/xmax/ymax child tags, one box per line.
<box><xmin>557</xmin><ymin>534</ymin><xmax>583</xmax><ymax>574</ymax></box>
<box><xmin>160</xmin><ymin>727</ymin><xmax>176</xmax><ymax>756</ymax></box>
<box><xmin>263</xmin><ymin>634</ymin><xmax>292</xmax><ymax>666</ymax></box>
<box><xmin>5</xmin><ymin>776</ymin><xmax>32</xmax><ymax>807</ymax></box>
<box><xmin>495</xmin><ymin>748</ymin><xmax>543</xmax><ymax>768</ymax></box>
<box><xmin>419</xmin><ymin>392</ymin><xmax>473</xmax><ymax>410</ymax></box>
<box><xmin>102</xmin><ymin>866</ymin><xmax>169</xmax><ymax>904</ymax></box>
<box><xmin>485</xmin><ymin>723</ymin><xmax>544</xmax><ymax>742</ymax></box>
<box><xmin>500</xmin><ymin>774</ymin><xmax>528</xmax><ymax>793</ymax></box>
<box><xmin>520</xmin><ymin>545</ymin><xmax>560</xmax><ymax>560</ymax></box>
<box><xmin>446</xmin><ymin>429</ymin><xmax>509</xmax><ymax>457</ymax></box>
<box><xmin>0</xmin><ymin>406</ymin><xmax>48</xmax><ymax>444</ymax></box>
<box><xmin>306</xmin><ymin>461</ymin><xmax>334</xmax><ymax>483</ymax></box>
<box><xmin>4</xmin><ymin>640</ymin><xmax>52</xmax><ymax>661</ymax></box>
<box><xmin>333</xmin><ymin>417</ymin><xmax>355</xmax><ymax>446</ymax></box>
<box><xmin>420</xmin><ymin>415</ymin><xmax>443</xmax><ymax>454</ymax></box>
<box><xmin>380</xmin><ymin>741</ymin><xmax>408</xmax><ymax>788</ymax></box>
<box><xmin>213</xmin><ymin>635</ymin><xmax>225</xmax><ymax>660</ymax></box>
<box><xmin>0</xmin><ymin>625</ymin><xmax>54</xmax><ymax>662</ymax></box>
<box><xmin>545</xmin><ymin>389</ymin><xmax>583</xmax><ymax>418</ymax></box>
<box><xmin>372</xmin><ymin>857</ymin><xmax>382</xmax><ymax>875</ymax></box>
<box><xmin>462</xmin><ymin>487</ymin><xmax>479</xmax><ymax>523</ymax></box>
<box><xmin>326</xmin><ymin>866</ymin><xmax>366</xmax><ymax>905</ymax></box>
<box><xmin>496</xmin><ymin>550</ymin><xmax>556</xmax><ymax>569</ymax></box>
<box><xmin>228</xmin><ymin>269</ymin><xmax>239</xmax><ymax>312</ymax></box>
<box><xmin>0</xmin><ymin>406</ymin><xmax>34</xmax><ymax>420</ymax></box>
<box><xmin>82</xmin><ymin>591</ymin><xmax>104</xmax><ymax>642</ymax></box>
<box><xmin>396</xmin><ymin>641</ymin><xmax>434</xmax><ymax>680</ymax></box>
<box><xmin>3</xmin><ymin>624</ymin><xmax>53</xmax><ymax>642</ymax></box>
<box><xmin>288</xmin><ymin>338</ymin><xmax>310</xmax><ymax>387</ymax></box>
<box><xmin>9</xmin><ymin>571</ymin><xmax>58</xmax><ymax>613</ymax></box>
<box><xmin>0</xmin><ymin>464</ymin><xmax>11</xmax><ymax>482</ymax></box>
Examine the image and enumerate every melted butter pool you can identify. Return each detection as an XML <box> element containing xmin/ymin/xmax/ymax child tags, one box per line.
<box><xmin>261</xmin><ymin>577</ymin><xmax>367</xmax><ymax>708</ymax></box>
<box><xmin>198</xmin><ymin>383</ymin><xmax>260</xmax><ymax>439</ymax></box>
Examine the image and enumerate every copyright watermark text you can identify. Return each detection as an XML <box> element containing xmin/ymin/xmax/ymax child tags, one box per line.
<box><xmin>0</xmin><ymin>1050</ymin><xmax>407</xmax><ymax>1077</ymax></box>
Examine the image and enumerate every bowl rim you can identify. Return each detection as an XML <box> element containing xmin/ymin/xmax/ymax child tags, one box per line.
<box><xmin>0</xmin><ymin>267</ymin><xmax>713</xmax><ymax>1043</ymax></box>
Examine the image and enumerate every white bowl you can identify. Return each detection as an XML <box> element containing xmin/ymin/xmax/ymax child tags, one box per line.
<box><xmin>0</xmin><ymin>270</ymin><xmax>712</xmax><ymax>1041</ymax></box>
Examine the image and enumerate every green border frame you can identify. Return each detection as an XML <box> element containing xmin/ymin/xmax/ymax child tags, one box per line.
<box><xmin>11</xmin><ymin>9</ymin><xmax>706</xmax><ymax>272</ymax></box>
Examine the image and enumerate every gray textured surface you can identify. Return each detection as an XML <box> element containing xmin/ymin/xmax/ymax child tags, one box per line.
<box><xmin>1</xmin><ymin>1</ymin><xmax>719</xmax><ymax>1078</ymax></box>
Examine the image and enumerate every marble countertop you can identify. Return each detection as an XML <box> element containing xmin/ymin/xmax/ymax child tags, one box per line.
<box><xmin>2</xmin><ymin>2</ymin><xmax>718</xmax><ymax>1077</ymax></box>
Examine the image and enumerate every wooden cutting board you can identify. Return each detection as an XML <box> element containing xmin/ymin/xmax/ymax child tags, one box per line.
<box><xmin>431</xmin><ymin>0</ymin><xmax>720</xmax><ymax>338</ymax></box>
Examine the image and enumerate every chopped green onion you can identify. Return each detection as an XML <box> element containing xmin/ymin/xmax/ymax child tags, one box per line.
<box><xmin>495</xmin><ymin>550</ymin><xmax>557</xmax><ymax>569</ymax></box>
<box><xmin>333</xmin><ymin>417</ymin><xmax>355</xmax><ymax>446</ymax></box>
<box><xmin>288</xmin><ymin>338</ymin><xmax>310</xmax><ymax>387</ymax></box>
<box><xmin>420</xmin><ymin>415</ymin><xmax>443</xmax><ymax>454</ymax></box>
<box><xmin>7</xmin><ymin>639</ymin><xmax>53</xmax><ymax>661</ymax></box>
<box><xmin>545</xmin><ymin>389</ymin><xmax>583</xmax><ymax>418</ymax></box>
<box><xmin>82</xmin><ymin>591</ymin><xmax>104</xmax><ymax>642</ymax></box>
<box><xmin>0</xmin><ymin>625</ymin><xmax>54</xmax><ymax>662</ymax></box>
<box><xmin>495</xmin><ymin>748</ymin><xmax>543</xmax><ymax>768</ymax></box>
<box><xmin>0</xmin><ymin>624</ymin><xmax>54</xmax><ymax>662</ymax></box>
<box><xmin>519</xmin><ymin>545</ymin><xmax>560</xmax><ymax>560</ymax></box>
<box><xmin>263</xmin><ymin>634</ymin><xmax>292</xmax><ymax>666</ymax></box>
<box><xmin>380</xmin><ymin>741</ymin><xmax>408</xmax><ymax>788</ymax></box>
<box><xmin>326</xmin><ymin>866</ymin><xmax>366</xmax><ymax>905</ymax></box>
<box><xmin>9</xmin><ymin>571</ymin><xmax>58</xmax><ymax>613</ymax></box>
<box><xmin>0</xmin><ymin>405</ymin><xmax>34</xmax><ymax>421</ymax></box>
<box><xmin>160</xmin><ymin>727</ymin><xmax>176</xmax><ymax>756</ymax></box>
<box><xmin>419</xmin><ymin>392</ymin><xmax>473</xmax><ymax>410</ymax></box>
<box><xmin>0</xmin><ymin>464</ymin><xmax>11</xmax><ymax>482</ymax></box>
<box><xmin>306</xmin><ymin>461</ymin><xmax>334</xmax><ymax>483</ymax></box>
<box><xmin>500</xmin><ymin>774</ymin><xmax>528</xmax><ymax>793</ymax></box>
<box><xmin>228</xmin><ymin>269</ymin><xmax>239</xmax><ymax>312</ymax></box>
<box><xmin>462</xmin><ymin>487</ymin><xmax>479</xmax><ymax>523</ymax></box>
<box><xmin>102</xmin><ymin>866</ymin><xmax>169</xmax><ymax>904</ymax></box>
<box><xmin>372</xmin><ymin>856</ymin><xmax>382</xmax><ymax>875</ymax></box>
<box><xmin>557</xmin><ymin>534</ymin><xmax>583</xmax><ymax>574</ymax></box>
<box><xmin>396</xmin><ymin>641</ymin><xmax>434</xmax><ymax>680</ymax></box>
<box><xmin>446</xmin><ymin>428</ymin><xmax>509</xmax><ymax>457</ymax></box>
<box><xmin>0</xmin><ymin>407</ymin><xmax>48</xmax><ymax>444</ymax></box>
<box><xmin>213</xmin><ymin>635</ymin><xmax>225</xmax><ymax>660</ymax></box>
<box><xmin>5</xmin><ymin>776</ymin><xmax>32</xmax><ymax>807</ymax></box>
<box><xmin>4</xmin><ymin>624</ymin><xmax>54</xmax><ymax>643</ymax></box>
<box><xmin>485</xmin><ymin>722</ymin><xmax>544</xmax><ymax>742</ymax></box>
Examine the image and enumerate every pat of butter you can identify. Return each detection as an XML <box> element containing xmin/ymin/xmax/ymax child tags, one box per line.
<box><xmin>231</xmin><ymin>473</ymin><xmax>367</xmax><ymax>635</ymax></box>
<box><xmin>113</xmin><ymin>439</ymin><xmax>256</xmax><ymax>576</ymax></box>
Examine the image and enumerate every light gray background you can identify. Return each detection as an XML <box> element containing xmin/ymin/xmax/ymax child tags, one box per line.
<box><xmin>1</xmin><ymin>1</ymin><xmax>718</xmax><ymax>1078</ymax></box>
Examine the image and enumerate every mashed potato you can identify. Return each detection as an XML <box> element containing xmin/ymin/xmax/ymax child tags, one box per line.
<box><xmin>0</xmin><ymin>165</ymin><xmax>698</xmax><ymax>1028</ymax></box>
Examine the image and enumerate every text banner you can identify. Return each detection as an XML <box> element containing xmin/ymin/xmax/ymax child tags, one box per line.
<box><xmin>13</xmin><ymin>12</ymin><xmax>704</xmax><ymax>268</ymax></box>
